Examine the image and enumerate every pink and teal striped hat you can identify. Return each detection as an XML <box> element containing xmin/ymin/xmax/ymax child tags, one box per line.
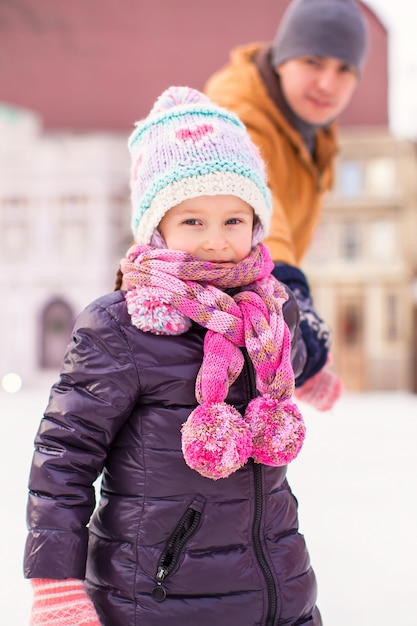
<box><xmin>128</xmin><ymin>86</ymin><xmax>272</xmax><ymax>245</ymax></box>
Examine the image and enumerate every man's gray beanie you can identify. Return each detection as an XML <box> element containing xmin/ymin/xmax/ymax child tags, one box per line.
<box><xmin>271</xmin><ymin>0</ymin><xmax>368</xmax><ymax>74</ymax></box>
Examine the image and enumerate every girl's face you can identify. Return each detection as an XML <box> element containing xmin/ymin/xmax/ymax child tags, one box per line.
<box><xmin>276</xmin><ymin>55</ymin><xmax>358</xmax><ymax>125</ymax></box>
<box><xmin>158</xmin><ymin>195</ymin><xmax>255</xmax><ymax>263</ymax></box>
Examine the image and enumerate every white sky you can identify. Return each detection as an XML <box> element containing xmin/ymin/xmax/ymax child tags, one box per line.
<box><xmin>366</xmin><ymin>0</ymin><xmax>417</xmax><ymax>138</ymax></box>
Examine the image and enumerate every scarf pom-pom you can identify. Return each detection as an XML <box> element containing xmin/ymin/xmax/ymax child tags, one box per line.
<box><xmin>181</xmin><ymin>403</ymin><xmax>252</xmax><ymax>480</ymax></box>
<box><xmin>125</xmin><ymin>287</ymin><xmax>191</xmax><ymax>335</ymax></box>
<box><xmin>245</xmin><ymin>395</ymin><xmax>306</xmax><ymax>466</ymax></box>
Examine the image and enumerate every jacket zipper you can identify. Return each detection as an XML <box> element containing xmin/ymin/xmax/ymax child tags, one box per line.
<box><xmin>152</xmin><ymin>506</ymin><xmax>201</xmax><ymax>602</ymax></box>
<box><xmin>244</xmin><ymin>348</ymin><xmax>278</xmax><ymax>626</ymax></box>
<box><xmin>252</xmin><ymin>461</ymin><xmax>278</xmax><ymax>626</ymax></box>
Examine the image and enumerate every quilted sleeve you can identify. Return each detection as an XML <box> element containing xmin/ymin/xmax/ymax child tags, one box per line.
<box><xmin>24</xmin><ymin>298</ymin><xmax>140</xmax><ymax>579</ymax></box>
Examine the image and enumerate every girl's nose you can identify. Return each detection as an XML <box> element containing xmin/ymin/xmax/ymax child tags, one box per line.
<box><xmin>203</xmin><ymin>228</ymin><xmax>228</xmax><ymax>250</ymax></box>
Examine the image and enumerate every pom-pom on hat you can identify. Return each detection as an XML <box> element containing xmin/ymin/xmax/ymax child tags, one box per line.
<box><xmin>271</xmin><ymin>0</ymin><xmax>368</xmax><ymax>74</ymax></box>
<box><xmin>128</xmin><ymin>86</ymin><xmax>272</xmax><ymax>245</ymax></box>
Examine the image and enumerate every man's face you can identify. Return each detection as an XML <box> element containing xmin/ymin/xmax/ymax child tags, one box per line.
<box><xmin>276</xmin><ymin>55</ymin><xmax>359</xmax><ymax>125</ymax></box>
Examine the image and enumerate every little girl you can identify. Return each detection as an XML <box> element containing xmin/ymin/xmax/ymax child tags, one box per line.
<box><xmin>24</xmin><ymin>86</ymin><xmax>322</xmax><ymax>625</ymax></box>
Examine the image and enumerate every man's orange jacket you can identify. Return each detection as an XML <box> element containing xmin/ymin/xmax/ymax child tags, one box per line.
<box><xmin>205</xmin><ymin>43</ymin><xmax>338</xmax><ymax>265</ymax></box>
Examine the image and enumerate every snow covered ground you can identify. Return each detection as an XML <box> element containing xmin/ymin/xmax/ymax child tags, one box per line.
<box><xmin>1</xmin><ymin>388</ymin><xmax>416</xmax><ymax>625</ymax></box>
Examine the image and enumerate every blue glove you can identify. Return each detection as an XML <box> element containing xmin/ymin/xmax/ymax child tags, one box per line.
<box><xmin>272</xmin><ymin>263</ymin><xmax>331</xmax><ymax>387</ymax></box>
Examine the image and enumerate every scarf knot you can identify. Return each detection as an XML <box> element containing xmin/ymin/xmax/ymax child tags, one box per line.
<box><xmin>120</xmin><ymin>243</ymin><xmax>305</xmax><ymax>479</ymax></box>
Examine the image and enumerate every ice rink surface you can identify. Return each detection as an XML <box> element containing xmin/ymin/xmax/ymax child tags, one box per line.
<box><xmin>1</xmin><ymin>388</ymin><xmax>416</xmax><ymax>625</ymax></box>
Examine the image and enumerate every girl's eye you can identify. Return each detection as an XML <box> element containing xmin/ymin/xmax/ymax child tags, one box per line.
<box><xmin>226</xmin><ymin>218</ymin><xmax>241</xmax><ymax>225</ymax></box>
<box><xmin>183</xmin><ymin>219</ymin><xmax>200</xmax><ymax>225</ymax></box>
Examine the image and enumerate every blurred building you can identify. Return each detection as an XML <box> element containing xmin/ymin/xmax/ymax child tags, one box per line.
<box><xmin>0</xmin><ymin>106</ymin><xmax>130</xmax><ymax>388</ymax></box>
<box><xmin>0</xmin><ymin>1</ymin><xmax>416</xmax><ymax>391</ymax></box>
<box><xmin>303</xmin><ymin>131</ymin><xmax>417</xmax><ymax>391</ymax></box>
<box><xmin>0</xmin><ymin>1</ymin><xmax>387</xmax><ymax>132</ymax></box>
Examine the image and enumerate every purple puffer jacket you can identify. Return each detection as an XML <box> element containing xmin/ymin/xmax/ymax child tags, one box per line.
<box><xmin>24</xmin><ymin>290</ymin><xmax>321</xmax><ymax>626</ymax></box>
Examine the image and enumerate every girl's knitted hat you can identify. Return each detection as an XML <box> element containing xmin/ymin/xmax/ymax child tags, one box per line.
<box><xmin>128</xmin><ymin>86</ymin><xmax>272</xmax><ymax>245</ymax></box>
<box><xmin>271</xmin><ymin>0</ymin><xmax>368</xmax><ymax>74</ymax></box>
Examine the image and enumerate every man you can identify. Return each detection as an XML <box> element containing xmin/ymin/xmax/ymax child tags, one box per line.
<box><xmin>205</xmin><ymin>0</ymin><xmax>368</xmax><ymax>404</ymax></box>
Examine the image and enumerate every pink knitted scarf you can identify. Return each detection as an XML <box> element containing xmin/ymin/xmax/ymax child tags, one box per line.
<box><xmin>120</xmin><ymin>243</ymin><xmax>305</xmax><ymax>480</ymax></box>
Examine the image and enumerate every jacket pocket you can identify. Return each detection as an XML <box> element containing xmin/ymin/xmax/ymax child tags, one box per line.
<box><xmin>151</xmin><ymin>498</ymin><xmax>204</xmax><ymax>602</ymax></box>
